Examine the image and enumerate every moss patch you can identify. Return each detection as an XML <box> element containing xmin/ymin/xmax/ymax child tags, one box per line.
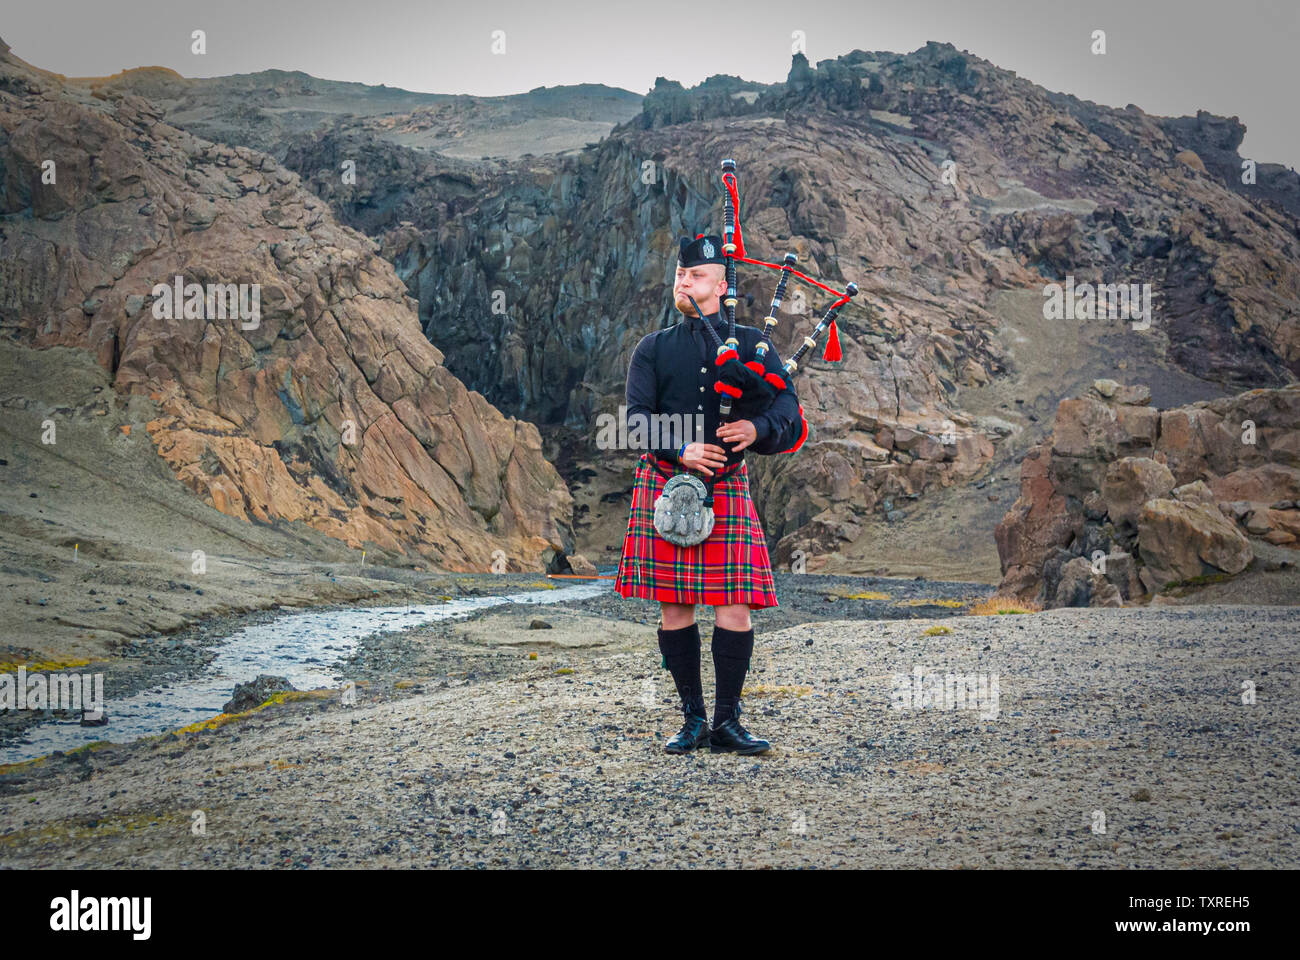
<box><xmin>743</xmin><ymin>684</ymin><xmax>814</xmax><ymax>698</ymax></box>
<box><xmin>162</xmin><ymin>689</ymin><xmax>333</xmax><ymax>738</ymax></box>
<box><xmin>0</xmin><ymin>658</ymin><xmax>93</xmax><ymax>672</ymax></box>
<box><xmin>1158</xmin><ymin>572</ymin><xmax>1236</xmax><ymax>595</ymax></box>
<box><xmin>0</xmin><ymin>807</ymin><xmax>189</xmax><ymax>849</ymax></box>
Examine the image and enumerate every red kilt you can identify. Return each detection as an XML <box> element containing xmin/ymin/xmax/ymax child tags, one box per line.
<box><xmin>613</xmin><ymin>452</ymin><xmax>779</xmax><ymax>608</ymax></box>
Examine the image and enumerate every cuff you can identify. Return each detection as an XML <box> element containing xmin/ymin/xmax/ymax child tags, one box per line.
<box><xmin>751</xmin><ymin>416</ymin><xmax>771</xmax><ymax>441</ymax></box>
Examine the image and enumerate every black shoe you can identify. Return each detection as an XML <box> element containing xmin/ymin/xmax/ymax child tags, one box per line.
<box><xmin>665</xmin><ymin>711</ymin><xmax>711</xmax><ymax>754</ymax></box>
<box><xmin>709</xmin><ymin>704</ymin><xmax>770</xmax><ymax>755</ymax></box>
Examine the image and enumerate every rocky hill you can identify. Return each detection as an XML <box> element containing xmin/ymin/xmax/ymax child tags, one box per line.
<box><xmin>6</xmin><ymin>38</ymin><xmax>1298</xmax><ymax>582</ymax></box>
<box><xmin>274</xmin><ymin>42</ymin><xmax>1300</xmax><ymax>575</ymax></box>
<box><xmin>60</xmin><ymin>63</ymin><xmax>642</xmax><ymax>161</ymax></box>
<box><xmin>0</xmin><ymin>39</ymin><xmax>573</xmax><ymax>572</ymax></box>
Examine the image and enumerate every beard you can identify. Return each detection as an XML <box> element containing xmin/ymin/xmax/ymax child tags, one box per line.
<box><xmin>674</xmin><ymin>292</ymin><xmax>710</xmax><ymax>316</ymax></box>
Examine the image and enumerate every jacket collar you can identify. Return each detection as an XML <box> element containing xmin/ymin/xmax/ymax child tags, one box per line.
<box><xmin>685</xmin><ymin>307</ymin><xmax>726</xmax><ymax>334</ymax></box>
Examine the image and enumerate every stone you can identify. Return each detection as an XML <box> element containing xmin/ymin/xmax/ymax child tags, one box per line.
<box><xmin>1116</xmin><ymin>405</ymin><xmax>1159</xmax><ymax>449</ymax></box>
<box><xmin>1114</xmin><ymin>384</ymin><xmax>1152</xmax><ymax>406</ymax></box>
<box><xmin>1243</xmin><ymin>509</ymin><xmax>1272</xmax><ymax>536</ymax></box>
<box><xmin>1266</xmin><ymin>509</ymin><xmax>1300</xmax><ymax>542</ymax></box>
<box><xmin>1091</xmin><ymin>578</ymin><xmax>1123</xmax><ymax>607</ymax></box>
<box><xmin>224</xmin><ymin>675</ymin><xmax>296</xmax><ymax>714</ymax></box>
<box><xmin>1101</xmin><ymin>550</ymin><xmax>1141</xmax><ymax>599</ymax></box>
<box><xmin>1053</xmin><ymin>556</ymin><xmax>1096</xmax><ymax>607</ymax></box>
<box><xmin>1174</xmin><ymin>149</ymin><xmax>1206</xmax><ymax>173</ymax></box>
<box><xmin>1210</xmin><ymin>464</ymin><xmax>1300</xmax><ymax>504</ymax></box>
<box><xmin>1137</xmin><ymin>498</ymin><xmax>1253</xmax><ymax>584</ymax></box>
<box><xmin>566</xmin><ymin>553</ymin><xmax>598</xmax><ymax>577</ymax></box>
<box><xmin>1101</xmin><ymin>457</ymin><xmax>1176</xmax><ymax>528</ymax></box>
<box><xmin>1172</xmin><ymin>480</ymin><xmax>1217</xmax><ymax>507</ymax></box>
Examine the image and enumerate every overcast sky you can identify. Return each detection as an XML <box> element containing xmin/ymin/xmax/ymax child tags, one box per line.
<box><xmin>7</xmin><ymin>0</ymin><xmax>1297</xmax><ymax>169</ymax></box>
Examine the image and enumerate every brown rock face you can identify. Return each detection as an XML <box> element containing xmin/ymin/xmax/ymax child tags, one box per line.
<box><xmin>995</xmin><ymin>382</ymin><xmax>1299</xmax><ymax>604</ymax></box>
<box><xmin>0</xmin><ymin>46</ymin><xmax>572</xmax><ymax>570</ymax></box>
<box><xmin>121</xmin><ymin>41</ymin><xmax>1298</xmax><ymax>566</ymax></box>
<box><xmin>994</xmin><ymin>447</ymin><xmax>1082</xmax><ymax>597</ymax></box>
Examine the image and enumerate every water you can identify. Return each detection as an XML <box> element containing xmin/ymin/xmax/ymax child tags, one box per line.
<box><xmin>1</xmin><ymin>580</ymin><xmax>610</xmax><ymax>765</ymax></box>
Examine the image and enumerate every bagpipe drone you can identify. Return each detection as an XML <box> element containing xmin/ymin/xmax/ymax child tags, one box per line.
<box><xmin>684</xmin><ymin>158</ymin><xmax>858</xmax><ymax>456</ymax></box>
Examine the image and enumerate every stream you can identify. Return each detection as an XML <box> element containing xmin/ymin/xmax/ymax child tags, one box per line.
<box><xmin>1</xmin><ymin>580</ymin><xmax>610</xmax><ymax>765</ymax></box>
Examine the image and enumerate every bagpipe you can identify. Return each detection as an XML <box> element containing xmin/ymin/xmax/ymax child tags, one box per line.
<box><xmin>686</xmin><ymin>158</ymin><xmax>859</xmax><ymax>455</ymax></box>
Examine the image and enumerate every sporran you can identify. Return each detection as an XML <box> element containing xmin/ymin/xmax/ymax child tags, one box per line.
<box><xmin>653</xmin><ymin>473</ymin><xmax>716</xmax><ymax>547</ymax></box>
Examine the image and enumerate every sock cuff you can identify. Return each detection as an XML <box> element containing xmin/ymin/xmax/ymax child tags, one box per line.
<box><xmin>658</xmin><ymin>622</ymin><xmax>700</xmax><ymax>657</ymax></box>
<box><xmin>711</xmin><ymin>624</ymin><xmax>754</xmax><ymax>660</ymax></box>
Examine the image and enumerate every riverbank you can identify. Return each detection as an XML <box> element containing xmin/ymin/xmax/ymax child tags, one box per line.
<box><xmin>2</xmin><ymin>602</ymin><xmax>1294</xmax><ymax>868</ymax></box>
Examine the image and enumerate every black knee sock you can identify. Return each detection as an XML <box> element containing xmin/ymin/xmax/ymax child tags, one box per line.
<box><xmin>711</xmin><ymin>625</ymin><xmax>754</xmax><ymax>726</ymax></box>
<box><xmin>658</xmin><ymin>623</ymin><xmax>705</xmax><ymax>718</ymax></box>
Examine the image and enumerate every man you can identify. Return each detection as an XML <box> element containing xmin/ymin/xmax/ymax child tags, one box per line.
<box><xmin>613</xmin><ymin>234</ymin><xmax>801</xmax><ymax>756</ymax></box>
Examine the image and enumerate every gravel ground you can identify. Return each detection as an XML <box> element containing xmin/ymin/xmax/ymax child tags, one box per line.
<box><xmin>1</xmin><ymin>597</ymin><xmax>1295</xmax><ymax>869</ymax></box>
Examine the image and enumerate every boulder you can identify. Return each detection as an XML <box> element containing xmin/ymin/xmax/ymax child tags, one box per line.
<box><xmin>1100</xmin><ymin>550</ymin><xmax>1142</xmax><ymax>600</ymax></box>
<box><xmin>1265</xmin><ymin>509</ymin><xmax>1300</xmax><ymax>544</ymax></box>
<box><xmin>1053</xmin><ymin>556</ymin><xmax>1096</xmax><ymax>607</ymax></box>
<box><xmin>1137</xmin><ymin>498</ymin><xmax>1253</xmax><ymax>586</ymax></box>
<box><xmin>1209</xmin><ymin>464</ymin><xmax>1300</xmax><ymax>504</ymax></box>
<box><xmin>1051</xmin><ymin>555</ymin><xmax>1123</xmax><ymax>608</ymax></box>
<box><xmin>1172</xmin><ymin>479</ymin><xmax>1217</xmax><ymax>508</ymax></box>
<box><xmin>224</xmin><ymin>675</ymin><xmax>296</xmax><ymax>714</ymax></box>
<box><xmin>1101</xmin><ymin>457</ymin><xmax>1176</xmax><ymax>528</ymax></box>
<box><xmin>1116</xmin><ymin>405</ymin><xmax>1159</xmax><ymax>449</ymax></box>
<box><xmin>566</xmin><ymin>553</ymin><xmax>598</xmax><ymax>576</ymax></box>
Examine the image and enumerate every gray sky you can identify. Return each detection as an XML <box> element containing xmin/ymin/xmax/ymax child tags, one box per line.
<box><xmin>7</xmin><ymin>0</ymin><xmax>1298</xmax><ymax>169</ymax></box>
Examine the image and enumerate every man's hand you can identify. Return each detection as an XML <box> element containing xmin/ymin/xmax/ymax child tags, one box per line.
<box><xmin>717</xmin><ymin>419</ymin><xmax>757</xmax><ymax>452</ymax></box>
<box><xmin>680</xmin><ymin>442</ymin><xmax>727</xmax><ymax>477</ymax></box>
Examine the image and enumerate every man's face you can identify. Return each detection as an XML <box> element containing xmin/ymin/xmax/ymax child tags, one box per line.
<box><xmin>673</xmin><ymin>263</ymin><xmax>726</xmax><ymax>316</ymax></box>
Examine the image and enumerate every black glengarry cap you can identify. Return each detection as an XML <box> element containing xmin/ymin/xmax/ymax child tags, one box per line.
<box><xmin>677</xmin><ymin>233</ymin><xmax>726</xmax><ymax>267</ymax></box>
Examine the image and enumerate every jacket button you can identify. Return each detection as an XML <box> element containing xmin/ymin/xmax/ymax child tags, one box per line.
<box><xmin>700</xmin><ymin>367</ymin><xmax>706</xmax><ymax>373</ymax></box>
<box><xmin>699</xmin><ymin>386</ymin><xmax>705</xmax><ymax>392</ymax></box>
<box><xmin>697</xmin><ymin>404</ymin><xmax>703</xmax><ymax>410</ymax></box>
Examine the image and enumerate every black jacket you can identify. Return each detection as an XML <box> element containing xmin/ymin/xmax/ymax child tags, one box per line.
<box><xmin>624</xmin><ymin>307</ymin><xmax>802</xmax><ymax>469</ymax></box>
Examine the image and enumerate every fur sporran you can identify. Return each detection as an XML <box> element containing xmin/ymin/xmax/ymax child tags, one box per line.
<box><xmin>653</xmin><ymin>474</ymin><xmax>716</xmax><ymax>547</ymax></box>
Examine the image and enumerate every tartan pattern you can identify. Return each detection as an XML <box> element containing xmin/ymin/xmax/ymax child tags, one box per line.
<box><xmin>614</xmin><ymin>453</ymin><xmax>779</xmax><ymax>608</ymax></box>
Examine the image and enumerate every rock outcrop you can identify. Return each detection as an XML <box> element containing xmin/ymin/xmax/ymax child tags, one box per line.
<box><xmin>7</xmin><ymin>37</ymin><xmax>1299</xmax><ymax>575</ymax></box>
<box><xmin>996</xmin><ymin>380</ymin><xmax>1300</xmax><ymax>604</ymax></box>
<box><xmin>274</xmin><ymin>42</ymin><xmax>1300</xmax><ymax>562</ymax></box>
<box><xmin>0</xmin><ymin>42</ymin><xmax>573</xmax><ymax>571</ymax></box>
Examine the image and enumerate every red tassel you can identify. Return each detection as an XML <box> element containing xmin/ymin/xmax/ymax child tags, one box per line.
<box><xmin>822</xmin><ymin>320</ymin><xmax>842</xmax><ymax>362</ymax></box>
